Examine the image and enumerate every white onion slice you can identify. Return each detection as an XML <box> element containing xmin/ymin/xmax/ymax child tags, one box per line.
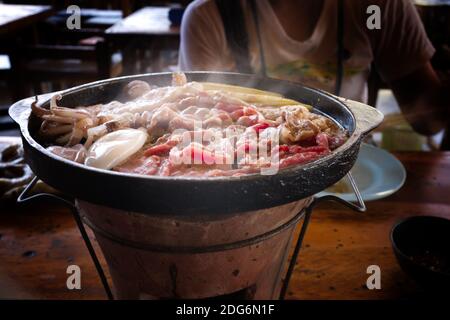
<box><xmin>85</xmin><ymin>129</ymin><xmax>148</xmax><ymax>170</ymax></box>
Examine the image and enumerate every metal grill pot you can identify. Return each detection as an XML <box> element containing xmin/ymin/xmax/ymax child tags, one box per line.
<box><xmin>9</xmin><ymin>72</ymin><xmax>383</xmax><ymax>299</ymax></box>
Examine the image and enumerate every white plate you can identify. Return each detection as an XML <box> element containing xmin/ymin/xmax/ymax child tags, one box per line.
<box><xmin>317</xmin><ymin>143</ymin><xmax>406</xmax><ymax>202</ymax></box>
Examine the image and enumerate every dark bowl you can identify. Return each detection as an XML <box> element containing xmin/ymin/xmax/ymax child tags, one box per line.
<box><xmin>391</xmin><ymin>216</ymin><xmax>450</xmax><ymax>291</ymax></box>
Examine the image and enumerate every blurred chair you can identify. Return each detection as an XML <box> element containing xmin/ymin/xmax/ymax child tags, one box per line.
<box><xmin>0</xmin><ymin>54</ymin><xmax>16</xmax><ymax>133</ymax></box>
<box><xmin>0</xmin><ymin>55</ymin><xmax>11</xmax><ymax>85</ymax></box>
<box><xmin>11</xmin><ymin>40</ymin><xmax>122</xmax><ymax>98</ymax></box>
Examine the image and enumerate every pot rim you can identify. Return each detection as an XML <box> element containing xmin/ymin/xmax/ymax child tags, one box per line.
<box><xmin>10</xmin><ymin>71</ymin><xmax>382</xmax><ymax>183</ymax></box>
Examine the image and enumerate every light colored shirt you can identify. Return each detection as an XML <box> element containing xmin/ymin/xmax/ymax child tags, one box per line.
<box><xmin>178</xmin><ymin>0</ymin><xmax>435</xmax><ymax>103</ymax></box>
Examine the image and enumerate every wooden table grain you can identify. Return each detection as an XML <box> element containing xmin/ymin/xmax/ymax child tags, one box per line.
<box><xmin>0</xmin><ymin>151</ymin><xmax>449</xmax><ymax>299</ymax></box>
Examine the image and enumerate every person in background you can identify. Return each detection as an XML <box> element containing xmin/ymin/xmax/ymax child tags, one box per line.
<box><xmin>178</xmin><ymin>0</ymin><xmax>448</xmax><ymax>137</ymax></box>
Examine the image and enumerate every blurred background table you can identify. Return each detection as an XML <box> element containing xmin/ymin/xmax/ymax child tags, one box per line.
<box><xmin>106</xmin><ymin>6</ymin><xmax>180</xmax><ymax>74</ymax></box>
<box><xmin>0</xmin><ymin>4</ymin><xmax>52</xmax><ymax>36</ymax></box>
<box><xmin>106</xmin><ymin>6</ymin><xmax>179</xmax><ymax>37</ymax></box>
<box><xmin>0</xmin><ymin>149</ymin><xmax>449</xmax><ymax>299</ymax></box>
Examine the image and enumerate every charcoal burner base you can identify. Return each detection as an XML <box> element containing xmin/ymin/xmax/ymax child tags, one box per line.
<box><xmin>77</xmin><ymin>198</ymin><xmax>312</xmax><ymax>300</ymax></box>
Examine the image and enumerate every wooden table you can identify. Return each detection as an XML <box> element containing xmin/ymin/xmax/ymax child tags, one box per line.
<box><xmin>106</xmin><ymin>7</ymin><xmax>179</xmax><ymax>38</ymax></box>
<box><xmin>0</xmin><ymin>4</ymin><xmax>53</xmax><ymax>36</ymax></box>
<box><xmin>105</xmin><ymin>6</ymin><xmax>180</xmax><ymax>74</ymax></box>
<box><xmin>46</xmin><ymin>8</ymin><xmax>123</xmax><ymax>30</ymax></box>
<box><xmin>0</xmin><ymin>151</ymin><xmax>449</xmax><ymax>299</ymax></box>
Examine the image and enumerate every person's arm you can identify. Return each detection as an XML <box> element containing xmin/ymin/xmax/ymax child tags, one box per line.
<box><xmin>390</xmin><ymin>62</ymin><xmax>448</xmax><ymax>135</ymax></box>
<box><xmin>178</xmin><ymin>1</ymin><xmax>233</xmax><ymax>71</ymax></box>
<box><xmin>370</xmin><ymin>0</ymin><xmax>448</xmax><ymax>135</ymax></box>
